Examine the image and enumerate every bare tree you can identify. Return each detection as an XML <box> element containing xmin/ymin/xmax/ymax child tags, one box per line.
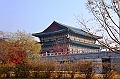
<box><xmin>76</xmin><ymin>0</ymin><xmax>120</xmax><ymax>53</ymax></box>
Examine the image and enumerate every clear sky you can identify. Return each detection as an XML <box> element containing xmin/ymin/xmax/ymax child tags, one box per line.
<box><xmin>0</xmin><ymin>0</ymin><xmax>90</xmax><ymax>33</ymax></box>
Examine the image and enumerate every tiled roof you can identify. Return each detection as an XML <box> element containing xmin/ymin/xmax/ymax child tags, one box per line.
<box><xmin>69</xmin><ymin>39</ymin><xmax>101</xmax><ymax>49</ymax></box>
<box><xmin>32</xmin><ymin>29</ymin><xmax>66</xmax><ymax>37</ymax></box>
<box><xmin>54</xmin><ymin>21</ymin><xmax>87</xmax><ymax>35</ymax></box>
<box><xmin>33</xmin><ymin>21</ymin><xmax>102</xmax><ymax>39</ymax></box>
<box><xmin>54</xmin><ymin>21</ymin><xmax>102</xmax><ymax>39</ymax></box>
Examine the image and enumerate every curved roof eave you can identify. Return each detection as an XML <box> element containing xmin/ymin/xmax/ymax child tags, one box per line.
<box><xmin>70</xmin><ymin>39</ymin><xmax>101</xmax><ymax>48</ymax></box>
<box><xmin>32</xmin><ymin>29</ymin><xmax>67</xmax><ymax>37</ymax></box>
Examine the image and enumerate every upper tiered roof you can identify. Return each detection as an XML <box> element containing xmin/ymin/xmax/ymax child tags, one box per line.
<box><xmin>33</xmin><ymin>21</ymin><xmax>102</xmax><ymax>39</ymax></box>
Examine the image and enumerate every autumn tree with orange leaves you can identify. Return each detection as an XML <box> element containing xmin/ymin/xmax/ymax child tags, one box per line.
<box><xmin>0</xmin><ymin>30</ymin><xmax>41</xmax><ymax>64</ymax></box>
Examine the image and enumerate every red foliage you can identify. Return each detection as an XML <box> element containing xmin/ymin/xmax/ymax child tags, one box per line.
<box><xmin>6</xmin><ymin>51</ymin><xmax>24</xmax><ymax>64</ymax></box>
<box><xmin>6</xmin><ymin>41</ymin><xmax>25</xmax><ymax>64</ymax></box>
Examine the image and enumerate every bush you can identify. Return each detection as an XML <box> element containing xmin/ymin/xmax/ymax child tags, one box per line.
<box><xmin>103</xmin><ymin>70</ymin><xmax>116</xmax><ymax>79</ymax></box>
<box><xmin>15</xmin><ymin>62</ymin><xmax>31</xmax><ymax>78</ymax></box>
<box><xmin>38</xmin><ymin>72</ymin><xmax>47</xmax><ymax>78</ymax></box>
<box><xmin>0</xmin><ymin>64</ymin><xmax>16</xmax><ymax>78</ymax></box>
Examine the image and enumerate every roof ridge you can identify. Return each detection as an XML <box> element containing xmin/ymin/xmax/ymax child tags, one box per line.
<box><xmin>53</xmin><ymin>21</ymin><xmax>87</xmax><ymax>32</ymax></box>
<box><xmin>54</xmin><ymin>21</ymin><xmax>87</xmax><ymax>32</ymax></box>
<box><xmin>53</xmin><ymin>21</ymin><xmax>69</xmax><ymax>29</ymax></box>
<box><xmin>54</xmin><ymin>21</ymin><xmax>82</xmax><ymax>30</ymax></box>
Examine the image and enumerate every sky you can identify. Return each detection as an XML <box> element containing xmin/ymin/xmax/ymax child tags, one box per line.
<box><xmin>0</xmin><ymin>0</ymin><xmax>91</xmax><ymax>33</ymax></box>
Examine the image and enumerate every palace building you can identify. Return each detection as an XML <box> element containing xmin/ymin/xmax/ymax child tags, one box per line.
<box><xmin>33</xmin><ymin>21</ymin><xmax>102</xmax><ymax>56</ymax></box>
<box><xmin>33</xmin><ymin>21</ymin><xmax>120</xmax><ymax>73</ymax></box>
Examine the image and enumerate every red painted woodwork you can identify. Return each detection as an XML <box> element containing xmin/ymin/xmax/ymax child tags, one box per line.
<box><xmin>43</xmin><ymin>23</ymin><xmax>63</xmax><ymax>32</ymax></box>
